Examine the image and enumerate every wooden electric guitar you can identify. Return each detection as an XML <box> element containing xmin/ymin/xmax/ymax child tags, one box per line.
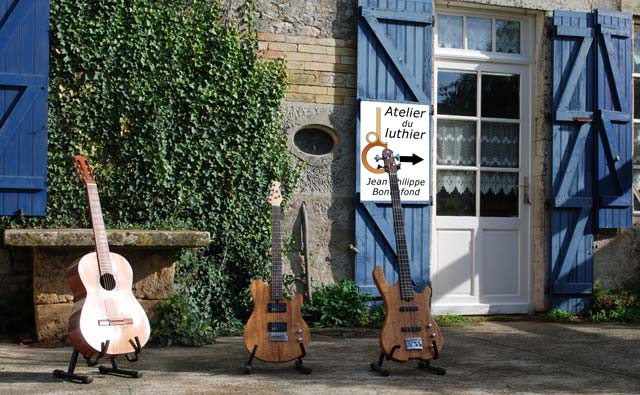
<box><xmin>371</xmin><ymin>148</ymin><xmax>444</xmax><ymax>373</ymax></box>
<box><xmin>243</xmin><ymin>181</ymin><xmax>311</xmax><ymax>373</ymax></box>
<box><xmin>66</xmin><ymin>155</ymin><xmax>150</xmax><ymax>359</ymax></box>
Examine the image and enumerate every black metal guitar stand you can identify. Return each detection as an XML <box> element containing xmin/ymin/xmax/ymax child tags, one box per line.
<box><xmin>370</xmin><ymin>341</ymin><xmax>446</xmax><ymax>377</ymax></box>
<box><xmin>53</xmin><ymin>337</ymin><xmax>144</xmax><ymax>384</ymax></box>
<box><xmin>293</xmin><ymin>343</ymin><xmax>312</xmax><ymax>374</ymax></box>
<box><xmin>243</xmin><ymin>343</ymin><xmax>312</xmax><ymax>375</ymax></box>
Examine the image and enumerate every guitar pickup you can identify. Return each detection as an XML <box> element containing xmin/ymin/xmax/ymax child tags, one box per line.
<box><xmin>267</xmin><ymin>322</ymin><xmax>287</xmax><ymax>332</ymax></box>
<box><xmin>401</xmin><ymin>326</ymin><xmax>422</xmax><ymax>333</ymax></box>
<box><xmin>98</xmin><ymin>318</ymin><xmax>133</xmax><ymax>326</ymax></box>
<box><xmin>267</xmin><ymin>303</ymin><xmax>287</xmax><ymax>313</ymax></box>
<box><xmin>405</xmin><ymin>337</ymin><xmax>423</xmax><ymax>350</ymax></box>
<box><xmin>269</xmin><ymin>332</ymin><xmax>288</xmax><ymax>342</ymax></box>
<box><xmin>399</xmin><ymin>306</ymin><xmax>418</xmax><ymax>312</ymax></box>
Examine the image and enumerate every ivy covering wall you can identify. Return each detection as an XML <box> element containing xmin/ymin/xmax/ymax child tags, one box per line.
<box><xmin>3</xmin><ymin>0</ymin><xmax>296</xmax><ymax>342</ymax></box>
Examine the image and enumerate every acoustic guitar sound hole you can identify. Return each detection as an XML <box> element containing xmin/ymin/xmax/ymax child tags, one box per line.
<box><xmin>100</xmin><ymin>273</ymin><xmax>116</xmax><ymax>290</ymax></box>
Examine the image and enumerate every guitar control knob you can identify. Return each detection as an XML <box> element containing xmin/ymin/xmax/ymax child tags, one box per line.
<box><xmin>297</xmin><ymin>337</ymin><xmax>303</xmax><ymax>342</ymax></box>
<box><xmin>297</xmin><ymin>329</ymin><xmax>303</xmax><ymax>334</ymax></box>
<box><xmin>431</xmin><ymin>332</ymin><xmax>437</xmax><ymax>337</ymax></box>
<box><xmin>427</xmin><ymin>323</ymin><xmax>433</xmax><ymax>328</ymax></box>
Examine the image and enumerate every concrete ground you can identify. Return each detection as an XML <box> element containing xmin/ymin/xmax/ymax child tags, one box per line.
<box><xmin>0</xmin><ymin>321</ymin><xmax>639</xmax><ymax>395</ymax></box>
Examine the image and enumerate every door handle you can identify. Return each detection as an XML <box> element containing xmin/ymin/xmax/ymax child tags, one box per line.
<box><xmin>516</xmin><ymin>176</ymin><xmax>530</xmax><ymax>205</ymax></box>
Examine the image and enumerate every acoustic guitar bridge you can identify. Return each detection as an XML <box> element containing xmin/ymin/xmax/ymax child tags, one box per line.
<box><xmin>98</xmin><ymin>318</ymin><xmax>133</xmax><ymax>326</ymax></box>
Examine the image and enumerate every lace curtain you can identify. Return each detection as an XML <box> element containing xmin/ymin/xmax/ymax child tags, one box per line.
<box><xmin>437</xmin><ymin>170</ymin><xmax>475</xmax><ymax>193</ymax></box>
<box><xmin>481</xmin><ymin>122</ymin><xmax>519</xmax><ymax>167</ymax></box>
<box><xmin>634</xmin><ymin>125</ymin><xmax>640</xmax><ymax>164</ymax></box>
<box><xmin>467</xmin><ymin>17</ymin><xmax>492</xmax><ymax>51</ymax></box>
<box><xmin>496</xmin><ymin>19</ymin><xmax>520</xmax><ymax>54</ymax></box>
<box><xmin>437</xmin><ymin>14</ymin><xmax>463</xmax><ymax>49</ymax></box>
<box><xmin>437</xmin><ymin>120</ymin><xmax>476</xmax><ymax>166</ymax></box>
<box><xmin>635</xmin><ymin>31</ymin><xmax>640</xmax><ymax>73</ymax></box>
<box><xmin>480</xmin><ymin>172</ymin><xmax>517</xmax><ymax>195</ymax></box>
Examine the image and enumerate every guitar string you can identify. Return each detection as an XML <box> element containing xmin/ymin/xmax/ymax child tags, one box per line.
<box><xmin>388</xmin><ymin>168</ymin><xmax>408</xmax><ymax>344</ymax></box>
<box><xmin>89</xmin><ymin>184</ymin><xmax>118</xmax><ymax>321</ymax></box>
<box><xmin>271</xmin><ymin>203</ymin><xmax>279</xmax><ymax>343</ymax></box>
<box><xmin>389</xmin><ymin>165</ymin><xmax>416</xmax><ymax>350</ymax></box>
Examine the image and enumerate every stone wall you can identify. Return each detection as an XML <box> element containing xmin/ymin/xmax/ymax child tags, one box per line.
<box><xmin>256</xmin><ymin>6</ymin><xmax>359</xmax><ymax>286</ymax></box>
<box><xmin>0</xmin><ymin>248</ymin><xmax>33</xmax><ymax>335</ymax></box>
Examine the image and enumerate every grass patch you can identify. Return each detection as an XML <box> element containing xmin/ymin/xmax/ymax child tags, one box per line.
<box><xmin>546</xmin><ymin>309</ymin><xmax>578</xmax><ymax>322</ymax></box>
<box><xmin>434</xmin><ymin>314</ymin><xmax>476</xmax><ymax>327</ymax></box>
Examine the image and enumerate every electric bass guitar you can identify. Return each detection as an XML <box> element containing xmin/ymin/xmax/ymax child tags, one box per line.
<box><xmin>243</xmin><ymin>181</ymin><xmax>311</xmax><ymax>372</ymax></box>
<box><xmin>66</xmin><ymin>155</ymin><xmax>150</xmax><ymax>358</ymax></box>
<box><xmin>373</xmin><ymin>148</ymin><xmax>443</xmax><ymax>364</ymax></box>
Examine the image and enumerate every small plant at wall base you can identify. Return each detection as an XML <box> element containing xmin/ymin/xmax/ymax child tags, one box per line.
<box><xmin>0</xmin><ymin>0</ymin><xmax>297</xmax><ymax>343</ymax></box>
<box><xmin>546</xmin><ymin>309</ymin><xmax>578</xmax><ymax>322</ymax></box>
<box><xmin>303</xmin><ymin>279</ymin><xmax>372</xmax><ymax>328</ymax></box>
<box><xmin>589</xmin><ymin>284</ymin><xmax>640</xmax><ymax>324</ymax></box>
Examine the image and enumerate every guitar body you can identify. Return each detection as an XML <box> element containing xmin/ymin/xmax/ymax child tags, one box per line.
<box><xmin>67</xmin><ymin>252</ymin><xmax>150</xmax><ymax>358</ymax></box>
<box><xmin>243</xmin><ymin>279</ymin><xmax>310</xmax><ymax>363</ymax></box>
<box><xmin>373</xmin><ymin>266</ymin><xmax>443</xmax><ymax>362</ymax></box>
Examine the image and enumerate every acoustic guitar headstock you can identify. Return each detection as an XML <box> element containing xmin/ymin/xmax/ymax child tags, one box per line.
<box><xmin>73</xmin><ymin>155</ymin><xmax>96</xmax><ymax>185</ymax></box>
<box><xmin>267</xmin><ymin>181</ymin><xmax>282</xmax><ymax>207</ymax></box>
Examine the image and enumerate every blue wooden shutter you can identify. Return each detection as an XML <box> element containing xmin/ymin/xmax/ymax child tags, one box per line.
<box><xmin>355</xmin><ymin>0</ymin><xmax>432</xmax><ymax>295</ymax></box>
<box><xmin>0</xmin><ymin>0</ymin><xmax>49</xmax><ymax>217</ymax></box>
<box><xmin>551</xmin><ymin>11</ymin><xmax>596</xmax><ymax>314</ymax></box>
<box><xmin>594</xmin><ymin>9</ymin><xmax>633</xmax><ymax>228</ymax></box>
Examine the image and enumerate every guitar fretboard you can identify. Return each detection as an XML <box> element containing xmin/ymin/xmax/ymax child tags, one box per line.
<box><xmin>87</xmin><ymin>183</ymin><xmax>112</xmax><ymax>275</ymax></box>
<box><xmin>388</xmin><ymin>172</ymin><xmax>414</xmax><ymax>301</ymax></box>
<box><xmin>271</xmin><ymin>205</ymin><xmax>283</xmax><ymax>300</ymax></box>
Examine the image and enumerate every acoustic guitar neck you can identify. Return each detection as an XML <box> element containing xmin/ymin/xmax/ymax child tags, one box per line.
<box><xmin>73</xmin><ymin>155</ymin><xmax>113</xmax><ymax>276</ymax></box>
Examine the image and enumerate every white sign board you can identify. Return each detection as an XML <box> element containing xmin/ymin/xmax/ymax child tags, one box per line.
<box><xmin>359</xmin><ymin>100</ymin><xmax>430</xmax><ymax>202</ymax></box>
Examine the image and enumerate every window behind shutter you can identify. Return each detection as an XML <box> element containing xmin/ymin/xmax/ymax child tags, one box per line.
<box><xmin>355</xmin><ymin>0</ymin><xmax>433</xmax><ymax>295</ymax></box>
<box><xmin>0</xmin><ymin>0</ymin><xmax>49</xmax><ymax>217</ymax></box>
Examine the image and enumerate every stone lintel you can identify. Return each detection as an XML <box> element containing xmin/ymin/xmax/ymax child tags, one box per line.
<box><xmin>4</xmin><ymin>229</ymin><xmax>210</xmax><ymax>248</ymax></box>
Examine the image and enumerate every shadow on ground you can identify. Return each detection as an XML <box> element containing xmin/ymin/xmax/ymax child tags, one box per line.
<box><xmin>0</xmin><ymin>321</ymin><xmax>639</xmax><ymax>394</ymax></box>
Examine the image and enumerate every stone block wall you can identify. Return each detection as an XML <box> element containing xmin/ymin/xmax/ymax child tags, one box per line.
<box><xmin>257</xmin><ymin>32</ymin><xmax>357</xmax><ymax>105</ymax></box>
<box><xmin>0</xmin><ymin>248</ymin><xmax>33</xmax><ymax>335</ymax></box>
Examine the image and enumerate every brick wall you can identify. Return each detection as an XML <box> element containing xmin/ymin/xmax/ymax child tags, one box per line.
<box><xmin>257</xmin><ymin>33</ymin><xmax>357</xmax><ymax>105</ymax></box>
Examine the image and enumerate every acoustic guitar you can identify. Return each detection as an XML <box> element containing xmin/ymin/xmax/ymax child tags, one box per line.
<box><xmin>372</xmin><ymin>148</ymin><xmax>444</xmax><ymax>368</ymax></box>
<box><xmin>66</xmin><ymin>155</ymin><xmax>150</xmax><ymax>358</ymax></box>
<box><xmin>243</xmin><ymin>181</ymin><xmax>311</xmax><ymax>372</ymax></box>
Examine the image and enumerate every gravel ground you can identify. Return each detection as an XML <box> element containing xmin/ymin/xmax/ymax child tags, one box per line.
<box><xmin>0</xmin><ymin>321</ymin><xmax>639</xmax><ymax>395</ymax></box>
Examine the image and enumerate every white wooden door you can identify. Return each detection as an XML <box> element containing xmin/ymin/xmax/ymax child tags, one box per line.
<box><xmin>431</xmin><ymin>60</ymin><xmax>531</xmax><ymax>314</ymax></box>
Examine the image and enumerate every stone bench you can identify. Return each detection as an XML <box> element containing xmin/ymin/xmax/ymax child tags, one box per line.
<box><xmin>3</xmin><ymin>229</ymin><xmax>210</xmax><ymax>341</ymax></box>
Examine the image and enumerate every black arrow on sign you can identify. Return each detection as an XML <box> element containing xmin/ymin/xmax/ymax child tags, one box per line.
<box><xmin>399</xmin><ymin>154</ymin><xmax>424</xmax><ymax>165</ymax></box>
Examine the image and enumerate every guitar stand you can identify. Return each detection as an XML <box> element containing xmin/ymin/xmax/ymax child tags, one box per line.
<box><xmin>243</xmin><ymin>343</ymin><xmax>312</xmax><ymax>375</ymax></box>
<box><xmin>53</xmin><ymin>337</ymin><xmax>143</xmax><ymax>384</ymax></box>
<box><xmin>294</xmin><ymin>343</ymin><xmax>312</xmax><ymax>374</ymax></box>
<box><xmin>370</xmin><ymin>341</ymin><xmax>446</xmax><ymax>377</ymax></box>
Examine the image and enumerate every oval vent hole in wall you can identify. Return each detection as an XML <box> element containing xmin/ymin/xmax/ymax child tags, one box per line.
<box><xmin>293</xmin><ymin>126</ymin><xmax>335</xmax><ymax>156</ymax></box>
